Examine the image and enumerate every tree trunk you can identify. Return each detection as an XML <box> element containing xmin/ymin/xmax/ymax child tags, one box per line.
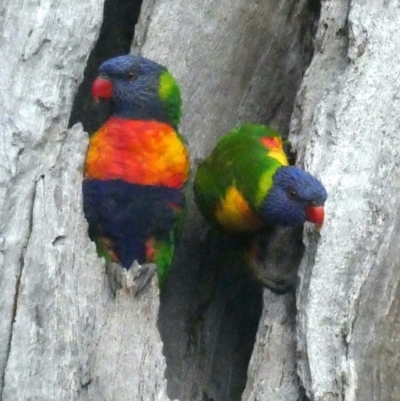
<box><xmin>0</xmin><ymin>1</ymin><xmax>172</xmax><ymax>400</ymax></box>
<box><xmin>292</xmin><ymin>1</ymin><xmax>400</xmax><ymax>400</ymax></box>
<box><xmin>1</xmin><ymin>0</ymin><xmax>399</xmax><ymax>400</ymax></box>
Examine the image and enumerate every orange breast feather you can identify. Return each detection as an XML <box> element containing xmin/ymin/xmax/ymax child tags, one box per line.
<box><xmin>85</xmin><ymin>118</ymin><xmax>189</xmax><ymax>188</ymax></box>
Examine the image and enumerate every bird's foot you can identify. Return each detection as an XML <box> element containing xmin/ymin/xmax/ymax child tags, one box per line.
<box><xmin>130</xmin><ymin>261</ymin><xmax>158</xmax><ymax>296</ymax></box>
<box><xmin>106</xmin><ymin>261</ymin><xmax>157</xmax><ymax>297</ymax></box>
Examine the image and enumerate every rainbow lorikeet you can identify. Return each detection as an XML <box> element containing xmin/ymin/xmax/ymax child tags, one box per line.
<box><xmin>194</xmin><ymin>123</ymin><xmax>327</xmax><ymax>239</ymax></box>
<box><xmin>83</xmin><ymin>54</ymin><xmax>190</xmax><ymax>290</ymax></box>
<box><xmin>194</xmin><ymin>124</ymin><xmax>327</xmax><ymax>292</ymax></box>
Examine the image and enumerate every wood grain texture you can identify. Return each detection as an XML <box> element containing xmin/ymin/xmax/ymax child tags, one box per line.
<box><xmin>0</xmin><ymin>1</ymin><xmax>174</xmax><ymax>400</ymax></box>
<box><xmin>291</xmin><ymin>0</ymin><xmax>400</xmax><ymax>400</ymax></box>
<box><xmin>0</xmin><ymin>0</ymin><xmax>103</xmax><ymax>394</ymax></box>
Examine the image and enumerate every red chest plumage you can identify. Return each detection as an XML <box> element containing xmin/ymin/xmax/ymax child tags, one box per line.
<box><xmin>85</xmin><ymin>117</ymin><xmax>190</xmax><ymax>188</ymax></box>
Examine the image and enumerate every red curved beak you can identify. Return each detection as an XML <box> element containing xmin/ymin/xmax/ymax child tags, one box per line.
<box><xmin>91</xmin><ymin>77</ymin><xmax>113</xmax><ymax>101</ymax></box>
<box><xmin>305</xmin><ymin>205</ymin><xmax>325</xmax><ymax>229</ymax></box>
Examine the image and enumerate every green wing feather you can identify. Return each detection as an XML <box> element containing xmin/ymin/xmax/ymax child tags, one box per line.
<box><xmin>194</xmin><ymin>124</ymin><xmax>287</xmax><ymax>229</ymax></box>
<box><xmin>154</xmin><ymin>178</ymin><xmax>189</xmax><ymax>287</ymax></box>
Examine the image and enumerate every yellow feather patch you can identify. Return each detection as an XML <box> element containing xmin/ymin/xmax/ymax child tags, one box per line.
<box><xmin>159</xmin><ymin>71</ymin><xmax>175</xmax><ymax>100</ymax></box>
<box><xmin>255</xmin><ymin>137</ymin><xmax>289</xmax><ymax>205</ymax></box>
<box><xmin>215</xmin><ymin>186</ymin><xmax>265</xmax><ymax>232</ymax></box>
<box><xmin>256</xmin><ymin>170</ymin><xmax>275</xmax><ymax>206</ymax></box>
<box><xmin>268</xmin><ymin>146</ymin><xmax>289</xmax><ymax>166</ymax></box>
<box><xmin>260</xmin><ymin>136</ymin><xmax>289</xmax><ymax>166</ymax></box>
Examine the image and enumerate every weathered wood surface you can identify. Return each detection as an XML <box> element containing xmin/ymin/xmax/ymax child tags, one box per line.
<box><xmin>290</xmin><ymin>0</ymin><xmax>400</xmax><ymax>400</ymax></box>
<box><xmin>0</xmin><ymin>0</ymin><xmax>102</xmax><ymax>396</ymax></box>
<box><xmin>0</xmin><ymin>1</ymin><xmax>173</xmax><ymax>400</ymax></box>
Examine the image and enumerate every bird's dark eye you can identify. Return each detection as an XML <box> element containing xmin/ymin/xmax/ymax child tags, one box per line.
<box><xmin>127</xmin><ymin>71</ymin><xmax>137</xmax><ymax>80</ymax></box>
<box><xmin>287</xmin><ymin>189</ymin><xmax>298</xmax><ymax>200</ymax></box>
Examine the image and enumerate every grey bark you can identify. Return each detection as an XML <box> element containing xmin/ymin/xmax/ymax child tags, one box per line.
<box><xmin>245</xmin><ymin>1</ymin><xmax>400</xmax><ymax>401</ymax></box>
<box><xmin>2</xmin><ymin>0</ymin><xmax>399</xmax><ymax>400</ymax></box>
<box><xmin>0</xmin><ymin>1</ymin><xmax>173</xmax><ymax>400</ymax></box>
<box><xmin>291</xmin><ymin>1</ymin><xmax>400</xmax><ymax>400</ymax></box>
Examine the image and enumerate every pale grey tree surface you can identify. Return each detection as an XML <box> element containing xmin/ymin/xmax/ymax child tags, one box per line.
<box><xmin>0</xmin><ymin>0</ymin><xmax>102</xmax><ymax>396</ymax></box>
<box><xmin>246</xmin><ymin>1</ymin><xmax>400</xmax><ymax>401</ymax></box>
<box><xmin>290</xmin><ymin>0</ymin><xmax>400</xmax><ymax>400</ymax></box>
<box><xmin>0</xmin><ymin>1</ymin><xmax>173</xmax><ymax>400</ymax></box>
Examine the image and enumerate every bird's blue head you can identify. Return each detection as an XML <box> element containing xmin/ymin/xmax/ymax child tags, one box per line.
<box><xmin>92</xmin><ymin>54</ymin><xmax>182</xmax><ymax>127</ymax></box>
<box><xmin>260</xmin><ymin>166</ymin><xmax>328</xmax><ymax>228</ymax></box>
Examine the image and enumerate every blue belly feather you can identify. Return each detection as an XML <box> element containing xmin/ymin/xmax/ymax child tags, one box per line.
<box><xmin>82</xmin><ymin>179</ymin><xmax>184</xmax><ymax>268</ymax></box>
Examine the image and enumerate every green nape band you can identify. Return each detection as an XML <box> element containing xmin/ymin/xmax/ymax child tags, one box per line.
<box><xmin>159</xmin><ymin>70</ymin><xmax>182</xmax><ymax>128</ymax></box>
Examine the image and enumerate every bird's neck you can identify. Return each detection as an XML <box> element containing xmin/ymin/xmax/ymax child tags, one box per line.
<box><xmin>112</xmin><ymin>99</ymin><xmax>171</xmax><ymax>123</ymax></box>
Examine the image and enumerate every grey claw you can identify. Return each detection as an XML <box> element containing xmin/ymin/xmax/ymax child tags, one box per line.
<box><xmin>106</xmin><ymin>261</ymin><xmax>157</xmax><ymax>297</ymax></box>
<box><xmin>130</xmin><ymin>261</ymin><xmax>157</xmax><ymax>296</ymax></box>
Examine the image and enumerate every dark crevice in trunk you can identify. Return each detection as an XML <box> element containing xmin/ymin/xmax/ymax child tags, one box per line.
<box><xmin>299</xmin><ymin>385</ymin><xmax>312</xmax><ymax>401</ymax></box>
<box><xmin>160</xmin><ymin>222</ymin><xmax>264</xmax><ymax>401</ymax></box>
<box><xmin>68</xmin><ymin>0</ymin><xmax>143</xmax><ymax>134</ymax></box>
<box><xmin>308</xmin><ymin>0</ymin><xmax>322</xmax><ymax>36</ymax></box>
